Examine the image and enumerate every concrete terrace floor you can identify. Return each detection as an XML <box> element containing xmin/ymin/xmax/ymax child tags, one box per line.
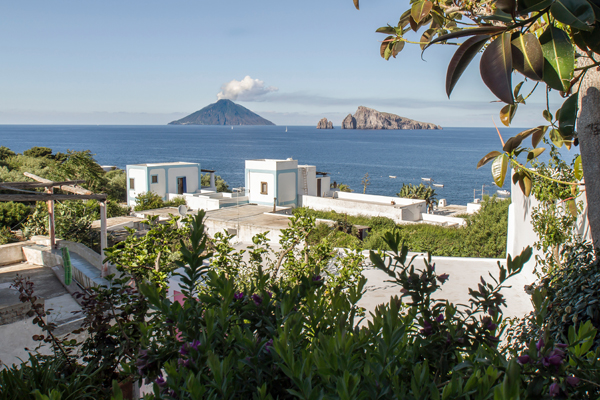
<box><xmin>204</xmin><ymin>205</ymin><xmax>292</xmax><ymax>231</ymax></box>
<box><xmin>0</xmin><ymin>262</ymin><xmax>82</xmax><ymax>368</ymax></box>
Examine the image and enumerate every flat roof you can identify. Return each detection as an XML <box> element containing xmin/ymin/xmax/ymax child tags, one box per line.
<box><xmin>129</xmin><ymin>162</ymin><xmax>199</xmax><ymax>167</ymax></box>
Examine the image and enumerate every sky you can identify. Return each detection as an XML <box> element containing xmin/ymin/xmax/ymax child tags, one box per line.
<box><xmin>0</xmin><ymin>0</ymin><xmax>563</xmax><ymax>127</ymax></box>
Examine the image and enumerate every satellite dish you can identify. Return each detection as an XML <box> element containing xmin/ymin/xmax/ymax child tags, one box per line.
<box><xmin>178</xmin><ymin>205</ymin><xmax>188</xmax><ymax>217</ymax></box>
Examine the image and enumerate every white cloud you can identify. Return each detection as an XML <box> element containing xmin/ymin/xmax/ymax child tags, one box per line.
<box><xmin>217</xmin><ymin>76</ymin><xmax>278</xmax><ymax>101</ymax></box>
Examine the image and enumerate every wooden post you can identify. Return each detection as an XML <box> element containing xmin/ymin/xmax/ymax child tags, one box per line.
<box><xmin>46</xmin><ymin>187</ymin><xmax>55</xmax><ymax>249</ymax></box>
<box><xmin>100</xmin><ymin>201</ymin><xmax>108</xmax><ymax>277</ymax></box>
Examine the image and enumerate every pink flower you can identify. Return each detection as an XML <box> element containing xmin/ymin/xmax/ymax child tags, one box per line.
<box><xmin>155</xmin><ymin>374</ymin><xmax>167</xmax><ymax>387</ymax></box>
<box><xmin>548</xmin><ymin>382</ymin><xmax>560</xmax><ymax>397</ymax></box>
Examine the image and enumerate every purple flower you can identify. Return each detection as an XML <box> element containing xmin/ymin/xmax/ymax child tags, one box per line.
<box><xmin>266</xmin><ymin>291</ymin><xmax>272</xmax><ymax>298</ymax></box>
<box><xmin>536</xmin><ymin>338</ymin><xmax>545</xmax><ymax>351</ymax></box>
<box><xmin>437</xmin><ymin>273</ymin><xmax>449</xmax><ymax>284</ymax></box>
<box><xmin>547</xmin><ymin>355</ymin><xmax>563</xmax><ymax>366</ymax></box>
<box><xmin>312</xmin><ymin>275</ymin><xmax>322</xmax><ymax>282</ymax></box>
<box><xmin>265</xmin><ymin>339</ymin><xmax>273</xmax><ymax>353</ymax></box>
<box><xmin>429</xmin><ymin>264</ymin><xmax>435</xmax><ymax>271</ymax></box>
<box><xmin>420</xmin><ymin>320</ymin><xmax>433</xmax><ymax>336</ymax></box>
<box><xmin>234</xmin><ymin>292</ymin><xmax>244</xmax><ymax>300</ymax></box>
<box><xmin>166</xmin><ymin>318</ymin><xmax>174</xmax><ymax>324</ymax></box>
<box><xmin>556</xmin><ymin>343</ymin><xmax>568</xmax><ymax>349</ymax></box>
<box><xmin>179</xmin><ymin>343</ymin><xmax>189</xmax><ymax>356</ymax></box>
<box><xmin>190</xmin><ymin>340</ymin><xmax>201</xmax><ymax>351</ymax></box>
<box><xmin>178</xmin><ymin>358</ymin><xmax>190</xmax><ymax>368</ymax></box>
<box><xmin>549</xmin><ymin>382</ymin><xmax>560</xmax><ymax>397</ymax></box>
<box><xmin>566</xmin><ymin>376</ymin><xmax>580</xmax><ymax>387</ymax></box>
<box><xmin>251</xmin><ymin>294</ymin><xmax>262</xmax><ymax>306</ymax></box>
<box><xmin>435</xmin><ymin>314</ymin><xmax>445</xmax><ymax>323</ymax></box>
<box><xmin>487</xmin><ymin>322</ymin><xmax>497</xmax><ymax>331</ymax></box>
<box><xmin>517</xmin><ymin>355</ymin><xmax>531</xmax><ymax>364</ymax></box>
<box><xmin>155</xmin><ymin>374</ymin><xmax>167</xmax><ymax>388</ymax></box>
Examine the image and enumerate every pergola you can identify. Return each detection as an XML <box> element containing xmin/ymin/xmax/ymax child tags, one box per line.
<box><xmin>0</xmin><ymin>172</ymin><xmax>109</xmax><ymax>277</ymax></box>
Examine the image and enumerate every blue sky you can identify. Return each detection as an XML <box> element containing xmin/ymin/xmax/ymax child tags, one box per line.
<box><xmin>0</xmin><ymin>0</ymin><xmax>562</xmax><ymax>127</ymax></box>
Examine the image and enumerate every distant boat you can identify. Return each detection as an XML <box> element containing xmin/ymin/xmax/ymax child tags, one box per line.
<box><xmin>497</xmin><ymin>190</ymin><xmax>510</xmax><ymax>196</ymax></box>
<box><xmin>433</xmin><ymin>183</ymin><xmax>444</xmax><ymax>188</ymax></box>
<box><xmin>389</xmin><ymin>175</ymin><xmax>396</xmax><ymax>179</ymax></box>
<box><xmin>285</xmin><ymin>127</ymin><xmax>288</xmax><ymax>132</ymax></box>
<box><xmin>231</xmin><ymin>126</ymin><xmax>233</xmax><ymax>130</ymax></box>
<box><xmin>421</xmin><ymin>178</ymin><xmax>432</xmax><ymax>182</ymax></box>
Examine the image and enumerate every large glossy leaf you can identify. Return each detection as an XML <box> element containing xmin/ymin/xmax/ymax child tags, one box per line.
<box><xmin>353</xmin><ymin>0</ymin><xmax>359</xmax><ymax>10</ymax></box>
<box><xmin>480</xmin><ymin>33</ymin><xmax>514</xmax><ymax>104</ymax></box>
<box><xmin>574</xmin><ymin>155</ymin><xmax>583</xmax><ymax>180</ymax></box>
<box><xmin>519</xmin><ymin>0</ymin><xmax>553</xmax><ymax>13</ymax></box>
<box><xmin>477</xmin><ymin>150</ymin><xmax>502</xmax><ymax>168</ymax></box>
<box><xmin>558</xmin><ymin>93</ymin><xmax>579</xmax><ymax>136</ymax></box>
<box><xmin>446</xmin><ymin>35</ymin><xmax>490</xmax><ymax>97</ymax></box>
<box><xmin>426</xmin><ymin>26</ymin><xmax>505</xmax><ymax>49</ymax></box>
<box><xmin>491</xmin><ymin>153</ymin><xmax>509</xmax><ymax>187</ymax></box>
<box><xmin>518</xmin><ymin>172</ymin><xmax>533</xmax><ymax>196</ymax></box>
<box><xmin>392</xmin><ymin>41</ymin><xmax>405</xmax><ymax>57</ymax></box>
<box><xmin>420</xmin><ymin>29</ymin><xmax>435</xmax><ymax>50</ymax></box>
<box><xmin>550</xmin><ymin>0</ymin><xmax>595</xmax><ymax>31</ymax></box>
<box><xmin>380</xmin><ymin>36</ymin><xmax>394</xmax><ymax>59</ymax></box>
<box><xmin>503</xmin><ymin>135</ymin><xmax>523</xmax><ymax>152</ymax></box>
<box><xmin>412</xmin><ymin>1</ymin><xmax>433</xmax><ymax>24</ymax></box>
<box><xmin>511</xmin><ymin>33</ymin><xmax>544</xmax><ymax>81</ymax></box>
<box><xmin>399</xmin><ymin>9</ymin><xmax>413</xmax><ymax>29</ymax></box>
<box><xmin>376</xmin><ymin>26</ymin><xmax>397</xmax><ymax>35</ymax></box>
<box><xmin>540</xmin><ymin>27</ymin><xmax>574</xmax><ymax>92</ymax></box>
<box><xmin>581</xmin><ymin>23</ymin><xmax>600</xmax><ymax>54</ymax></box>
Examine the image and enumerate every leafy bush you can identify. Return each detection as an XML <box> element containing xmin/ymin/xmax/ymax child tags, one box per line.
<box><xmin>23</xmin><ymin>146</ymin><xmax>53</xmax><ymax>158</ymax></box>
<box><xmin>398</xmin><ymin>182</ymin><xmax>438</xmax><ymax>211</ymax></box>
<box><xmin>0</xmin><ymin>226</ymin><xmax>19</xmax><ymax>244</ymax></box>
<box><xmin>0</xmin><ymin>201</ymin><xmax>31</xmax><ymax>229</ymax></box>
<box><xmin>201</xmin><ymin>173</ymin><xmax>230</xmax><ymax>192</ymax></box>
<box><xmin>104</xmin><ymin>169</ymin><xmax>127</xmax><ymax>202</ymax></box>
<box><xmin>23</xmin><ymin>201</ymin><xmax>98</xmax><ymax>245</ymax></box>
<box><xmin>133</xmin><ymin>192</ymin><xmax>187</xmax><ymax>212</ymax></box>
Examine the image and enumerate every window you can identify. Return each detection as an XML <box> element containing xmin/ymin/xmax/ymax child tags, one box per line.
<box><xmin>129</xmin><ymin>178</ymin><xmax>135</xmax><ymax>190</ymax></box>
<box><xmin>151</xmin><ymin>175</ymin><xmax>158</xmax><ymax>184</ymax></box>
<box><xmin>260</xmin><ymin>182</ymin><xmax>268</xmax><ymax>195</ymax></box>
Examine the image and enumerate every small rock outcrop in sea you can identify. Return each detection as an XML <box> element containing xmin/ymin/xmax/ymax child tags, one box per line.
<box><xmin>342</xmin><ymin>114</ymin><xmax>356</xmax><ymax>129</ymax></box>
<box><xmin>316</xmin><ymin>118</ymin><xmax>334</xmax><ymax>129</ymax></box>
<box><xmin>168</xmin><ymin>99</ymin><xmax>275</xmax><ymax>126</ymax></box>
<box><xmin>340</xmin><ymin>106</ymin><xmax>441</xmax><ymax>130</ymax></box>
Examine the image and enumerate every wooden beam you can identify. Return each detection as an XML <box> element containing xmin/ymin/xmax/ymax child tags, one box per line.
<box><xmin>23</xmin><ymin>172</ymin><xmax>93</xmax><ymax>195</ymax></box>
<box><xmin>0</xmin><ymin>180</ymin><xmax>86</xmax><ymax>188</ymax></box>
<box><xmin>0</xmin><ymin>193</ymin><xmax>107</xmax><ymax>201</ymax></box>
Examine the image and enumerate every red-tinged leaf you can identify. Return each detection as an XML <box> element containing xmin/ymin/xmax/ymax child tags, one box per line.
<box><xmin>503</xmin><ymin>135</ymin><xmax>523</xmax><ymax>153</ymax></box>
<box><xmin>477</xmin><ymin>150</ymin><xmax>502</xmax><ymax>168</ymax></box>
<box><xmin>500</xmin><ymin>104</ymin><xmax>517</xmax><ymax>126</ymax></box>
<box><xmin>540</xmin><ymin>27</ymin><xmax>574</xmax><ymax>92</ymax></box>
<box><xmin>426</xmin><ymin>26</ymin><xmax>505</xmax><ymax>49</ymax></box>
<box><xmin>420</xmin><ymin>29</ymin><xmax>435</xmax><ymax>50</ymax></box>
<box><xmin>380</xmin><ymin>36</ymin><xmax>394</xmax><ymax>59</ymax></box>
<box><xmin>527</xmin><ymin>147</ymin><xmax>545</xmax><ymax>161</ymax></box>
<box><xmin>491</xmin><ymin>153</ymin><xmax>510</xmax><ymax>187</ymax></box>
<box><xmin>412</xmin><ymin>1</ymin><xmax>433</xmax><ymax>24</ymax></box>
<box><xmin>446</xmin><ymin>35</ymin><xmax>490</xmax><ymax>98</ymax></box>
<box><xmin>353</xmin><ymin>0</ymin><xmax>359</xmax><ymax>10</ymax></box>
<box><xmin>531</xmin><ymin>125</ymin><xmax>548</xmax><ymax>147</ymax></box>
<box><xmin>517</xmin><ymin>126</ymin><xmax>542</xmax><ymax>140</ymax></box>
<box><xmin>399</xmin><ymin>9</ymin><xmax>412</xmax><ymax>29</ymax></box>
<box><xmin>480</xmin><ymin>33</ymin><xmax>514</xmax><ymax>104</ymax></box>
<box><xmin>392</xmin><ymin>41</ymin><xmax>405</xmax><ymax>57</ymax></box>
<box><xmin>518</xmin><ymin>173</ymin><xmax>533</xmax><ymax>196</ymax></box>
<box><xmin>376</xmin><ymin>26</ymin><xmax>397</xmax><ymax>34</ymax></box>
<box><xmin>511</xmin><ymin>33</ymin><xmax>544</xmax><ymax>81</ymax></box>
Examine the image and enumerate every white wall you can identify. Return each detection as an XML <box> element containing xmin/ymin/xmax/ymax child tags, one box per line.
<box><xmin>318</xmin><ymin>176</ymin><xmax>331</xmax><ymax>197</ymax></box>
<box><xmin>278</xmin><ymin>172</ymin><xmax>297</xmax><ymax>204</ymax></box>
<box><xmin>336</xmin><ymin>192</ymin><xmax>426</xmax><ymax>210</ymax></box>
<box><xmin>167</xmin><ymin>166</ymin><xmax>199</xmax><ymax>194</ymax></box>
<box><xmin>128</xmin><ymin>168</ymin><xmax>147</xmax><ymax>206</ymax></box>
<box><xmin>248</xmin><ymin>172</ymin><xmax>275</xmax><ymax>204</ymax></box>
<box><xmin>297</xmin><ymin>165</ymin><xmax>317</xmax><ymax>196</ymax></box>
<box><xmin>148</xmin><ymin>168</ymin><xmax>167</xmax><ymax>199</ymax></box>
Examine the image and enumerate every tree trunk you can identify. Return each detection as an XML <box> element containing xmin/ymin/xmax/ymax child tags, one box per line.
<box><xmin>576</xmin><ymin>57</ymin><xmax>600</xmax><ymax>249</ymax></box>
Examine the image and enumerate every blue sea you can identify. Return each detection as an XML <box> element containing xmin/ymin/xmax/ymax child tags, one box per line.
<box><xmin>0</xmin><ymin>125</ymin><xmax>575</xmax><ymax>206</ymax></box>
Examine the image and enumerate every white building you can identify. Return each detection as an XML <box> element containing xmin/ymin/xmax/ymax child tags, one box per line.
<box><xmin>245</xmin><ymin>159</ymin><xmax>330</xmax><ymax>207</ymax></box>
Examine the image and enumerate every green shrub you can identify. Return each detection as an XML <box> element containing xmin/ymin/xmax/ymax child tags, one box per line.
<box><xmin>133</xmin><ymin>192</ymin><xmax>166</xmax><ymax>211</ymax></box>
<box><xmin>0</xmin><ymin>201</ymin><xmax>31</xmax><ymax>229</ymax></box>
<box><xmin>201</xmin><ymin>173</ymin><xmax>230</xmax><ymax>192</ymax></box>
<box><xmin>104</xmin><ymin>169</ymin><xmax>127</xmax><ymax>202</ymax></box>
<box><xmin>0</xmin><ymin>226</ymin><xmax>18</xmax><ymax>244</ymax></box>
<box><xmin>23</xmin><ymin>146</ymin><xmax>53</xmax><ymax>158</ymax></box>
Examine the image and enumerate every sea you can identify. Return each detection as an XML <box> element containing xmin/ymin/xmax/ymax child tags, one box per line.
<box><xmin>0</xmin><ymin>125</ymin><xmax>578</xmax><ymax>206</ymax></box>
